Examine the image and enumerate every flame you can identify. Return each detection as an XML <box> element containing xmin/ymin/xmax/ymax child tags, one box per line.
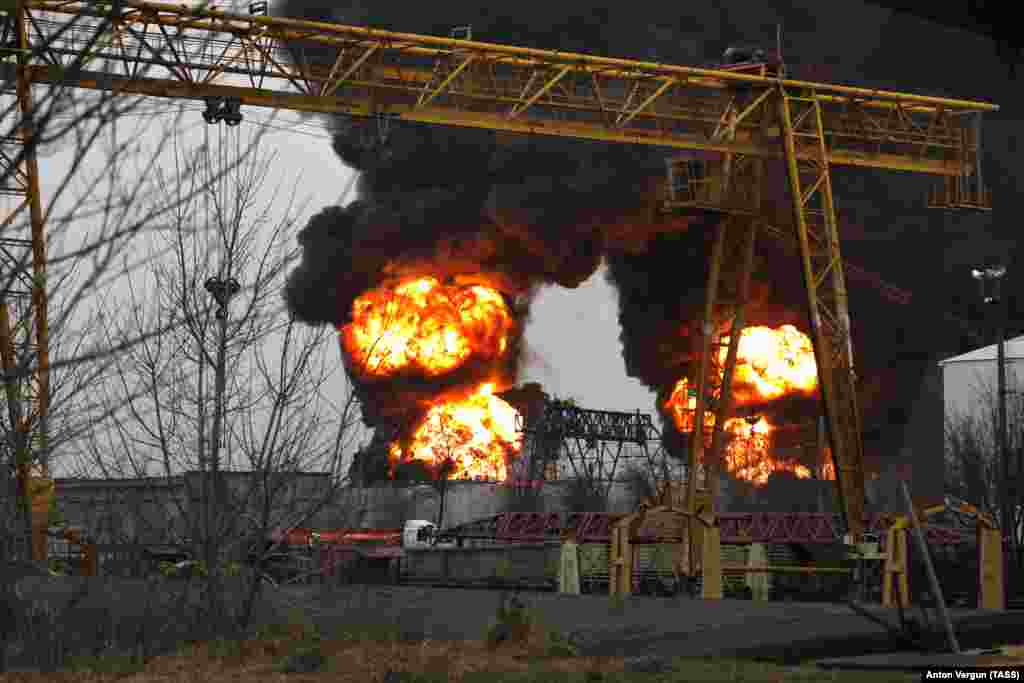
<box><xmin>720</xmin><ymin>324</ymin><xmax>817</xmax><ymax>404</ymax></box>
<box><xmin>389</xmin><ymin>382</ymin><xmax>523</xmax><ymax>481</ymax></box>
<box><xmin>819</xmin><ymin>451</ymin><xmax>837</xmax><ymax>481</ymax></box>
<box><xmin>340</xmin><ymin>276</ymin><xmax>514</xmax><ymax>379</ymax></box>
<box><xmin>664</xmin><ymin>378</ymin><xmax>713</xmax><ymax>434</ymax></box>
<box><xmin>722</xmin><ymin>416</ymin><xmax>813</xmax><ymax>486</ymax></box>
<box><xmin>663</xmin><ymin>325</ymin><xmax>828</xmax><ymax>486</ymax></box>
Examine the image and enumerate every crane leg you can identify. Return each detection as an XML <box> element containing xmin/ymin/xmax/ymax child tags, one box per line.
<box><xmin>777</xmin><ymin>87</ymin><xmax>865</xmax><ymax>543</ymax></box>
<box><xmin>1</xmin><ymin>2</ymin><xmax>51</xmax><ymax>563</ymax></box>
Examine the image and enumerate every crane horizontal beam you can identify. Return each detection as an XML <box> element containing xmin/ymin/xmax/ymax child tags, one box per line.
<box><xmin>12</xmin><ymin>1</ymin><xmax>996</xmax><ymax>176</ymax></box>
<box><xmin>514</xmin><ymin>399</ymin><xmax>659</xmax><ymax>444</ymax></box>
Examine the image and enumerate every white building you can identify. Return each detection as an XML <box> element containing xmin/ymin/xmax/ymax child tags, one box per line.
<box><xmin>938</xmin><ymin>334</ymin><xmax>1024</xmax><ymax>428</ymax></box>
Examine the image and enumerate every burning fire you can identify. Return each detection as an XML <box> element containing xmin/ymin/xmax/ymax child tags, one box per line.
<box><xmin>340</xmin><ymin>276</ymin><xmax>514</xmax><ymax>379</ymax></box>
<box><xmin>723</xmin><ymin>416</ymin><xmax>812</xmax><ymax>486</ymax></box>
<box><xmin>389</xmin><ymin>383</ymin><xmax>523</xmax><ymax>481</ymax></box>
<box><xmin>664</xmin><ymin>324</ymin><xmax>828</xmax><ymax>485</ymax></box>
<box><xmin>664</xmin><ymin>378</ymin><xmax>712</xmax><ymax>434</ymax></box>
<box><xmin>820</xmin><ymin>452</ymin><xmax>836</xmax><ymax>481</ymax></box>
<box><xmin>722</xmin><ymin>324</ymin><xmax>817</xmax><ymax>403</ymax></box>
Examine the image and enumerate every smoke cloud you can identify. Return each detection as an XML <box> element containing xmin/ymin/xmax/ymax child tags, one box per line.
<box><xmin>278</xmin><ymin>0</ymin><xmax>668</xmax><ymax>450</ymax></box>
<box><xmin>279</xmin><ymin>0</ymin><xmax>1024</xmax><ymax>493</ymax></box>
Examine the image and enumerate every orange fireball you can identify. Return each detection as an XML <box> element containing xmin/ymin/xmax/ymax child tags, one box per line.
<box><xmin>340</xmin><ymin>276</ymin><xmax>514</xmax><ymax>379</ymax></box>
<box><xmin>720</xmin><ymin>324</ymin><xmax>817</xmax><ymax>403</ymax></box>
<box><xmin>390</xmin><ymin>383</ymin><xmax>523</xmax><ymax>481</ymax></box>
<box><xmin>663</xmin><ymin>324</ymin><xmax>825</xmax><ymax>486</ymax></box>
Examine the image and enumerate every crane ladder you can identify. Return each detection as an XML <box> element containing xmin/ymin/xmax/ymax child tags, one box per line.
<box><xmin>777</xmin><ymin>88</ymin><xmax>865</xmax><ymax>542</ymax></box>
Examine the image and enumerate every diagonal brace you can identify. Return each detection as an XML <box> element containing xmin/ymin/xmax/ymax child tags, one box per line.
<box><xmin>416</xmin><ymin>54</ymin><xmax>475</xmax><ymax>108</ymax></box>
<box><xmin>615</xmin><ymin>78</ymin><xmax>673</xmax><ymax>127</ymax></box>
<box><xmin>732</xmin><ymin>89</ymin><xmax>773</xmax><ymax>128</ymax></box>
<box><xmin>321</xmin><ymin>44</ymin><xmax>378</xmax><ymax>98</ymax></box>
<box><xmin>507</xmin><ymin>65</ymin><xmax>570</xmax><ymax>119</ymax></box>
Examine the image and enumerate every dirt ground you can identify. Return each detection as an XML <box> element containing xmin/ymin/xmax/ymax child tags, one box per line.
<box><xmin>11</xmin><ymin>576</ymin><xmax>1024</xmax><ymax>666</ymax></box>
<box><xmin>252</xmin><ymin>583</ymin><xmax>1024</xmax><ymax>661</ymax></box>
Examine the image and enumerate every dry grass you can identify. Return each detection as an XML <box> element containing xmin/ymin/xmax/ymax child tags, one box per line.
<box><xmin>1</xmin><ymin>629</ymin><xmax>626</xmax><ymax>682</ymax></box>
<box><xmin>0</xmin><ymin>614</ymin><xmax>973</xmax><ymax>682</ymax></box>
<box><xmin>3</xmin><ymin>581</ymin><xmax>1020</xmax><ymax>682</ymax></box>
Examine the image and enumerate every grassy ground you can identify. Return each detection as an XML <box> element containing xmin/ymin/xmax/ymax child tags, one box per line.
<box><xmin>0</xmin><ymin>611</ymin><xmax>932</xmax><ymax>682</ymax></box>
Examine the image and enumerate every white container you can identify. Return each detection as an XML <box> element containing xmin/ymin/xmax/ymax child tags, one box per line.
<box><xmin>402</xmin><ymin>520</ymin><xmax>436</xmax><ymax>549</ymax></box>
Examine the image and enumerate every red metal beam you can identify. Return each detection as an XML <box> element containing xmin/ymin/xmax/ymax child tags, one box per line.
<box><xmin>449</xmin><ymin>511</ymin><xmax>966</xmax><ymax>545</ymax></box>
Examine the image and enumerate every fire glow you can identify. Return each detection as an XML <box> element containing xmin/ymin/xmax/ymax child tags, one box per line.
<box><xmin>389</xmin><ymin>383</ymin><xmax>523</xmax><ymax>481</ymax></box>
<box><xmin>723</xmin><ymin>324</ymin><xmax>817</xmax><ymax>403</ymax></box>
<box><xmin>340</xmin><ymin>276</ymin><xmax>514</xmax><ymax>379</ymax></box>
<box><xmin>723</xmin><ymin>416</ymin><xmax>811</xmax><ymax>486</ymax></box>
<box><xmin>664</xmin><ymin>324</ymin><xmax>828</xmax><ymax>485</ymax></box>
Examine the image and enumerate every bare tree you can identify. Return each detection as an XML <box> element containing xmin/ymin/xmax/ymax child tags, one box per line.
<box><xmin>0</xmin><ymin>1</ymin><xmax>288</xmax><ymax>570</ymax></box>
<box><xmin>72</xmin><ymin>123</ymin><xmax>362</xmax><ymax>634</ymax></box>
<box><xmin>944</xmin><ymin>373</ymin><xmax>1024</xmax><ymax>563</ymax></box>
<box><xmin>0</xmin><ymin>6</ymin><xmax>353</xmax><ymax>669</ymax></box>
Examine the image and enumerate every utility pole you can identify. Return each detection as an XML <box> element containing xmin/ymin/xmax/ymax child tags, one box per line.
<box><xmin>203</xmin><ymin>274</ymin><xmax>240</xmax><ymax>575</ymax></box>
<box><xmin>972</xmin><ymin>265</ymin><xmax>1012</xmax><ymax>563</ymax></box>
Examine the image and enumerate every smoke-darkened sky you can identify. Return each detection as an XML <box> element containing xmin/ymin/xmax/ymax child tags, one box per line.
<box><xmin>277</xmin><ymin>0</ymin><xmax>1024</xmax><ymax>472</ymax></box>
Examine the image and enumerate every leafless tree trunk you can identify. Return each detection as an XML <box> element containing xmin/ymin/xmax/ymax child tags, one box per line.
<box><xmin>71</xmin><ymin>123</ymin><xmax>363</xmax><ymax>635</ymax></box>
<box><xmin>1</xmin><ymin>4</ymin><xmax>277</xmax><ymax>567</ymax></box>
<box><xmin>945</xmin><ymin>373</ymin><xmax>1024</xmax><ymax>561</ymax></box>
<box><xmin>0</xmin><ymin>7</ymin><xmax>342</xmax><ymax>669</ymax></box>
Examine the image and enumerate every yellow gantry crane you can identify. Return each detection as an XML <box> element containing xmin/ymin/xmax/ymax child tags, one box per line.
<box><xmin>0</xmin><ymin>1</ymin><xmax>997</xmax><ymax>559</ymax></box>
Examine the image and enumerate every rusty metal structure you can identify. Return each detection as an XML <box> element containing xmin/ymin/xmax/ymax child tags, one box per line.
<box><xmin>513</xmin><ymin>396</ymin><xmax>666</xmax><ymax>496</ymax></box>
<box><xmin>439</xmin><ymin>510</ymin><xmax>966</xmax><ymax>546</ymax></box>
<box><xmin>0</xmin><ymin>1</ymin><xmax>998</xmax><ymax>559</ymax></box>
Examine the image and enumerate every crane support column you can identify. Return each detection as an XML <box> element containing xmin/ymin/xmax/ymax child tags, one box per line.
<box><xmin>777</xmin><ymin>86</ymin><xmax>865</xmax><ymax>543</ymax></box>
<box><xmin>706</xmin><ymin>220</ymin><xmax>757</xmax><ymax>508</ymax></box>
<box><xmin>705</xmin><ymin>93</ymin><xmax>769</xmax><ymax>511</ymax></box>
<box><xmin>1</xmin><ymin>0</ymin><xmax>51</xmax><ymax>561</ymax></box>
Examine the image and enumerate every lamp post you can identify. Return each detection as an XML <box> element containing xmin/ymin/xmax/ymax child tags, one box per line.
<box><xmin>972</xmin><ymin>265</ymin><xmax>1011</xmax><ymax>562</ymax></box>
<box><xmin>202</xmin><ymin>275</ymin><xmax>240</xmax><ymax>571</ymax></box>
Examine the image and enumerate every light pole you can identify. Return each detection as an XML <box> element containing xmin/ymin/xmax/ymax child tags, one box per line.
<box><xmin>203</xmin><ymin>275</ymin><xmax>240</xmax><ymax>572</ymax></box>
<box><xmin>972</xmin><ymin>265</ymin><xmax>1012</xmax><ymax>562</ymax></box>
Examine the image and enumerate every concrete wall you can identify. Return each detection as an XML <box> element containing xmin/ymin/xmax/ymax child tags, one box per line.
<box><xmin>402</xmin><ymin>543</ymin><xmax>560</xmax><ymax>585</ymax></box>
<box><xmin>56</xmin><ymin>477</ymin><xmax>188</xmax><ymax>544</ymax></box>
<box><xmin>55</xmin><ymin>471</ymin><xmax>337</xmax><ymax>543</ymax></box>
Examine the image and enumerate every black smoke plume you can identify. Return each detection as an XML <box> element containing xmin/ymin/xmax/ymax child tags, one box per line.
<box><xmin>278</xmin><ymin>0</ymin><xmax>1024</xmax><ymax>498</ymax></box>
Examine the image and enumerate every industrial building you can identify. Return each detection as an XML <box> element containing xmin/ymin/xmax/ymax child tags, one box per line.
<box><xmin>940</xmin><ymin>334</ymin><xmax>1024</xmax><ymax>428</ymax></box>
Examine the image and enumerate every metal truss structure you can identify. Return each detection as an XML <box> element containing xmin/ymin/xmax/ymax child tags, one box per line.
<box><xmin>516</xmin><ymin>399</ymin><xmax>658</xmax><ymax>446</ymax></box>
<box><xmin>439</xmin><ymin>510</ymin><xmax>966</xmax><ymax>546</ymax></box>
<box><xmin>0</xmin><ymin>1</ymin><xmax>995</xmax><ymax>167</ymax></box>
<box><xmin>0</xmin><ymin>1</ymin><xmax>999</xmax><ymax>547</ymax></box>
<box><xmin>512</xmin><ymin>397</ymin><xmax>677</xmax><ymax>504</ymax></box>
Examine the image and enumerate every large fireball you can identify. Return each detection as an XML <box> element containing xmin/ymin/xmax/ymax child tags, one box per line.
<box><xmin>722</xmin><ymin>324</ymin><xmax>817</xmax><ymax>403</ymax></box>
<box><xmin>340</xmin><ymin>276</ymin><xmax>514</xmax><ymax>379</ymax></box>
<box><xmin>390</xmin><ymin>383</ymin><xmax>523</xmax><ymax>481</ymax></box>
